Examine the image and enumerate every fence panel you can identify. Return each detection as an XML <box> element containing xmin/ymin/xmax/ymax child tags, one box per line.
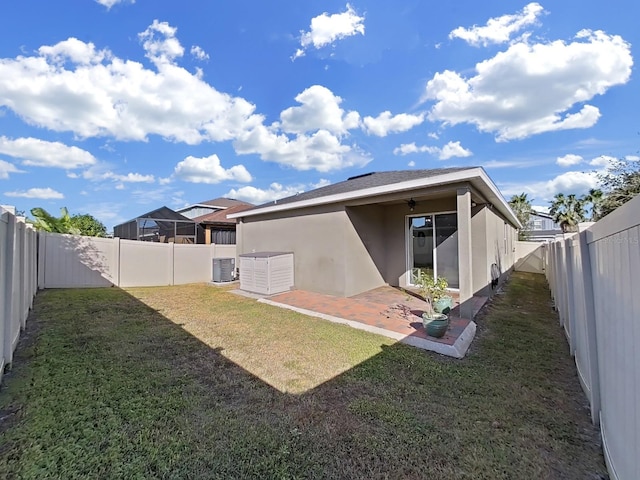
<box><xmin>514</xmin><ymin>241</ymin><xmax>545</xmax><ymax>274</ymax></box>
<box><xmin>39</xmin><ymin>234</ymin><xmax>236</xmax><ymax>288</ymax></box>
<box><xmin>1</xmin><ymin>207</ymin><xmax>38</xmax><ymax>384</ymax></box>
<box><xmin>544</xmin><ymin>196</ymin><xmax>640</xmax><ymax>480</ymax></box>
<box><xmin>174</xmin><ymin>244</ymin><xmax>216</xmax><ymax>285</ymax></box>
<box><xmin>119</xmin><ymin>240</ymin><xmax>173</xmax><ymax>287</ymax></box>
<box><xmin>41</xmin><ymin>232</ymin><xmax>119</xmax><ymax>288</ymax></box>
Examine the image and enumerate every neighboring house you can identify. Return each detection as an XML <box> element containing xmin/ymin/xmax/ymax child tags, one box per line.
<box><xmin>526</xmin><ymin>211</ymin><xmax>562</xmax><ymax>242</ymax></box>
<box><xmin>114</xmin><ymin>198</ymin><xmax>252</xmax><ymax>244</ymax></box>
<box><xmin>228</xmin><ymin>167</ymin><xmax>521</xmax><ymax>311</ymax></box>
<box><xmin>114</xmin><ymin>206</ymin><xmax>200</xmax><ymax>244</ymax></box>
<box><xmin>191</xmin><ymin>203</ymin><xmax>254</xmax><ymax>245</ymax></box>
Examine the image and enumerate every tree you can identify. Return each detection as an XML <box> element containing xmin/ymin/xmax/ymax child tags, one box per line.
<box><xmin>30</xmin><ymin>207</ymin><xmax>80</xmax><ymax>234</ymax></box>
<box><xmin>30</xmin><ymin>207</ymin><xmax>106</xmax><ymax>237</ymax></box>
<box><xmin>508</xmin><ymin>193</ymin><xmax>533</xmax><ymax>240</ymax></box>
<box><xmin>69</xmin><ymin>214</ymin><xmax>107</xmax><ymax>237</ymax></box>
<box><xmin>549</xmin><ymin>193</ymin><xmax>586</xmax><ymax>233</ymax></box>
<box><xmin>581</xmin><ymin>188</ymin><xmax>604</xmax><ymax>222</ymax></box>
<box><xmin>597</xmin><ymin>157</ymin><xmax>640</xmax><ymax>218</ymax></box>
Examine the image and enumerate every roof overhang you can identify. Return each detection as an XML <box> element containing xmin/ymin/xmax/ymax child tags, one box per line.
<box><xmin>228</xmin><ymin>167</ymin><xmax>521</xmax><ymax>228</ymax></box>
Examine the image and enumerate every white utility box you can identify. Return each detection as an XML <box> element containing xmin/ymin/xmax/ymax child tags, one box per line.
<box><xmin>239</xmin><ymin>252</ymin><xmax>294</xmax><ymax>295</ymax></box>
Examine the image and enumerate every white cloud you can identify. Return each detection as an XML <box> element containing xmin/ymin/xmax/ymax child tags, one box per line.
<box><xmin>0</xmin><ymin>23</ymin><xmax>262</xmax><ymax>145</ymax></box>
<box><xmin>76</xmin><ymin>164</ymin><xmax>155</xmax><ymax>184</ymax></box>
<box><xmin>139</xmin><ymin>20</ymin><xmax>185</xmax><ymax>65</ymax></box>
<box><xmin>226</xmin><ymin>183</ymin><xmax>303</xmax><ymax>204</ymax></box>
<box><xmin>393</xmin><ymin>140</ymin><xmax>471</xmax><ymax>160</ymax></box>
<box><xmin>531</xmin><ymin>205</ymin><xmax>550</xmax><ymax>214</ymax></box>
<box><xmin>311</xmin><ymin>179</ymin><xmax>331</xmax><ymax>189</ymax></box>
<box><xmin>234</xmin><ymin>124</ymin><xmax>370</xmax><ymax>172</ymax></box>
<box><xmin>0</xmin><ymin>25</ymin><xmax>367</xmax><ymax>174</ymax></box>
<box><xmin>626</xmin><ymin>155</ymin><xmax>640</xmax><ymax>161</ymax></box>
<box><xmin>0</xmin><ymin>137</ymin><xmax>97</xmax><ymax>169</ymax></box>
<box><xmin>408</xmin><ymin>160</ymin><xmax>415</xmax><ymax>167</ymax></box>
<box><xmin>362</xmin><ymin>111</ymin><xmax>424</xmax><ymax>137</ymax></box>
<box><xmin>39</xmin><ymin>37</ymin><xmax>110</xmax><ymax>65</ymax></box>
<box><xmin>293</xmin><ymin>3</ymin><xmax>365</xmax><ymax>59</ymax></box>
<box><xmin>449</xmin><ymin>3</ymin><xmax>545</xmax><ymax>47</ymax></box>
<box><xmin>589</xmin><ymin>154</ymin><xmax>617</xmax><ymax>167</ymax></box>
<box><xmin>500</xmin><ymin>170</ymin><xmax>599</xmax><ymax>203</ymax></box>
<box><xmin>424</xmin><ymin>30</ymin><xmax>632</xmax><ymax>141</ymax></box>
<box><xmin>5</xmin><ymin>187</ymin><xmax>64</xmax><ymax>199</ymax></box>
<box><xmin>482</xmin><ymin>159</ymin><xmax>537</xmax><ymax>169</ymax></box>
<box><xmin>173</xmin><ymin>154</ymin><xmax>252</xmax><ymax>184</ymax></box>
<box><xmin>110</xmin><ymin>172</ymin><xmax>155</xmax><ymax>183</ymax></box>
<box><xmin>280</xmin><ymin>85</ymin><xmax>360</xmax><ymax>136</ymax></box>
<box><xmin>439</xmin><ymin>141</ymin><xmax>472</xmax><ymax>160</ymax></box>
<box><xmin>0</xmin><ymin>159</ymin><xmax>23</xmax><ymax>179</ymax></box>
<box><xmin>556</xmin><ymin>153</ymin><xmax>584</xmax><ymax>167</ymax></box>
<box><xmin>190</xmin><ymin>45</ymin><xmax>209</xmax><ymax>61</ymax></box>
<box><xmin>95</xmin><ymin>0</ymin><xmax>134</xmax><ymax>9</ymax></box>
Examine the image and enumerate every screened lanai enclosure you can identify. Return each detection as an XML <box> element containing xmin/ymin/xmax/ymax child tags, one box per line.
<box><xmin>114</xmin><ymin>207</ymin><xmax>204</xmax><ymax>244</ymax></box>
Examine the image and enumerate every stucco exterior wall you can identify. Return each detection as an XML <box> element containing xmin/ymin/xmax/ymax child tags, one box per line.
<box><xmin>238</xmin><ymin>205</ymin><xmax>347</xmax><ymax>296</ymax></box>
<box><xmin>470</xmin><ymin>206</ymin><xmax>489</xmax><ymax>296</ymax></box>
<box><xmin>237</xmin><ymin>204</ymin><xmax>390</xmax><ymax>297</ymax></box>
<box><xmin>344</xmin><ymin>205</ymin><xmax>387</xmax><ymax>296</ymax></box>
<box><xmin>470</xmin><ymin>205</ymin><xmax>517</xmax><ymax>296</ymax></box>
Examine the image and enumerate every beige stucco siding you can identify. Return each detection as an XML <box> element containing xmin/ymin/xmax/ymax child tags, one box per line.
<box><xmin>470</xmin><ymin>205</ymin><xmax>517</xmax><ymax>296</ymax></box>
<box><xmin>237</xmin><ymin>204</ymin><xmax>389</xmax><ymax>296</ymax></box>
<box><xmin>238</xmin><ymin>206</ymin><xmax>347</xmax><ymax>296</ymax></box>
<box><xmin>343</xmin><ymin>205</ymin><xmax>387</xmax><ymax>296</ymax></box>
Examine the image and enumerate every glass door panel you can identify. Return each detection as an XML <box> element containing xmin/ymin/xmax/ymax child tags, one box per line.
<box><xmin>434</xmin><ymin>213</ymin><xmax>459</xmax><ymax>288</ymax></box>
<box><xmin>409</xmin><ymin>216</ymin><xmax>433</xmax><ymax>284</ymax></box>
<box><xmin>408</xmin><ymin>213</ymin><xmax>459</xmax><ymax>288</ymax></box>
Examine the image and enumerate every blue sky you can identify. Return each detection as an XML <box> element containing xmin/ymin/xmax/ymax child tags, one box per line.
<box><xmin>0</xmin><ymin>1</ymin><xmax>636</xmax><ymax>229</ymax></box>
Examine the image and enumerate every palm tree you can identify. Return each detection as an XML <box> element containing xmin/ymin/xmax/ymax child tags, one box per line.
<box><xmin>549</xmin><ymin>193</ymin><xmax>586</xmax><ymax>233</ymax></box>
<box><xmin>508</xmin><ymin>193</ymin><xmax>533</xmax><ymax>240</ymax></box>
<box><xmin>581</xmin><ymin>188</ymin><xmax>604</xmax><ymax>222</ymax></box>
<box><xmin>30</xmin><ymin>207</ymin><xmax>81</xmax><ymax>234</ymax></box>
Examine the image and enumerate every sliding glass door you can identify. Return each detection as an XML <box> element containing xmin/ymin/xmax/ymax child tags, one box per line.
<box><xmin>408</xmin><ymin>213</ymin><xmax>459</xmax><ymax>288</ymax></box>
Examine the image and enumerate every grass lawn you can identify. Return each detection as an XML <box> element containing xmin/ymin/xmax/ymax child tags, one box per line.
<box><xmin>0</xmin><ymin>272</ymin><xmax>607</xmax><ymax>479</ymax></box>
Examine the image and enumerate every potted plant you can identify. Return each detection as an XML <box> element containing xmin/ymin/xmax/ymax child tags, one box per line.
<box><xmin>416</xmin><ymin>273</ymin><xmax>451</xmax><ymax>338</ymax></box>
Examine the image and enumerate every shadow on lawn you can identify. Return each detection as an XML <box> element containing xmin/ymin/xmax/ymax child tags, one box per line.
<box><xmin>0</xmin><ymin>276</ymin><xmax>608</xmax><ymax>479</ymax></box>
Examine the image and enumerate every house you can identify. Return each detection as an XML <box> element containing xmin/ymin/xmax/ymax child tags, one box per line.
<box><xmin>525</xmin><ymin>210</ymin><xmax>562</xmax><ymax>241</ymax></box>
<box><xmin>177</xmin><ymin>198</ymin><xmax>253</xmax><ymax>245</ymax></box>
<box><xmin>227</xmin><ymin>167</ymin><xmax>521</xmax><ymax>313</ymax></box>
<box><xmin>114</xmin><ymin>198</ymin><xmax>252</xmax><ymax>244</ymax></box>
<box><xmin>113</xmin><ymin>206</ymin><xmax>200</xmax><ymax>243</ymax></box>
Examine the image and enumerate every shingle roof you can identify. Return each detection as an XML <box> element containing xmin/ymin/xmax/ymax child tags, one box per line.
<box><xmin>252</xmin><ymin>167</ymin><xmax>474</xmax><ymax>209</ymax></box>
<box><xmin>192</xmin><ymin>203</ymin><xmax>254</xmax><ymax>224</ymax></box>
<box><xmin>197</xmin><ymin>197</ymin><xmax>253</xmax><ymax>208</ymax></box>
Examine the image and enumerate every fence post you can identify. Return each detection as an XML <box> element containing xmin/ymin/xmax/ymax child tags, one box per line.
<box><xmin>38</xmin><ymin>231</ymin><xmax>46</xmax><ymax>290</ymax></box>
<box><xmin>170</xmin><ymin>242</ymin><xmax>175</xmax><ymax>286</ymax></box>
<box><xmin>2</xmin><ymin>209</ymin><xmax>16</xmax><ymax>369</ymax></box>
<box><xmin>0</xmin><ymin>211</ymin><xmax>8</xmax><ymax>378</ymax></box>
<box><xmin>564</xmin><ymin>236</ymin><xmax>576</xmax><ymax>354</ymax></box>
<box><xmin>114</xmin><ymin>237</ymin><xmax>121</xmax><ymax>287</ymax></box>
<box><xmin>578</xmin><ymin>229</ymin><xmax>601</xmax><ymax>425</ymax></box>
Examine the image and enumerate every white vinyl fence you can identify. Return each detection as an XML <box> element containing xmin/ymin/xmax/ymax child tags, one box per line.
<box><xmin>1</xmin><ymin>206</ymin><xmax>38</xmax><ymax>382</ymax></box>
<box><xmin>545</xmin><ymin>196</ymin><xmax>640</xmax><ymax>480</ymax></box>
<box><xmin>38</xmin><ymin>232</ymin><xmax>237</xmax><ymax>288</ymax></box>
<box><xmin>514</xmin><ymin>241</ymin><xmax>546</xmax><ymax>274</ymax></box>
